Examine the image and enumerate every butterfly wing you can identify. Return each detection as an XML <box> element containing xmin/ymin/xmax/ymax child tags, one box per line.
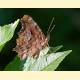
<box><xmin>13</xmin><ymin>15</ymin><xmax>48</xmax><ymax>60</ymax></box>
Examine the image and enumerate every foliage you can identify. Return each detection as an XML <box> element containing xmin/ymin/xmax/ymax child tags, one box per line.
<box><xmin>0</xmin><ymin>17</ymin><xmax>72</xmax><ymax>71</ymax></box>
<box><xmin>0</xmin><ymin>19</ymin><xmax>19</xmax><ymax>52</ymax></box>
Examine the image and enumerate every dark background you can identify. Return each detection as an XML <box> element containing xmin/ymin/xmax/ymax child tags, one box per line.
<box><xmin>0</xmin><ymin>8</ymin><xmax>80</xmax><ymax>71</ymax></box>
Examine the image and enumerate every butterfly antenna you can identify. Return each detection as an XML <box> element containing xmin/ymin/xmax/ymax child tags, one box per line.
<box><xmin>47</xmin><ymin>17</ymin><xmax>54</xmax><ymax>35</ymax></box>
<box><xmin>49</xmin><ymin>25</ymin><xmax>55</xmax><ymax>33</ymax></box>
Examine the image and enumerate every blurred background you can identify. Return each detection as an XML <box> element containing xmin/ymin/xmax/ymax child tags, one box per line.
<box><xmin>0</xmin><ymin>8</ymin><xmax>80</xmax><ymax>71</ymax></box>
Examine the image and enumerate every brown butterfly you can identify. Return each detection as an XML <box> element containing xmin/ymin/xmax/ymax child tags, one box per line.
<box><xmin>13</xmin><ymin>15</ymin><xmax>55</xmax><ymax>60</ymax></box>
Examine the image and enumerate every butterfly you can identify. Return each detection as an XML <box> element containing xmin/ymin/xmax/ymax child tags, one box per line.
<box><xmin>13</xmin><ymin>15</ymin><xmax>55</xmax><ymax>60</ymax></box>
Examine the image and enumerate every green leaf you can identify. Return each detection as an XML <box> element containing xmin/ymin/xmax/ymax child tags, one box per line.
<box><xmin>4</xmin><ymin>46</ymin><xmax>72</xmax><ymax>71</ymax></box>
<box><xmin>4</xmin><ymin>56</ymin><xmax>21</xmax><ymax>71</ymax></box>
<box><xmin>22</xmin><ymin>46</ymin><xmax>72</xmax><ymax>71</ymax></box>
<box><xmin>48</xmin><ymin>45</ymin><xmax>63</xmax><ymax>54</ymax></box>
<box><xmin>0</xmin><ymin>19</ymin><xmax>19</xmax><ymax>52</ymax></box>
<box><xmin>42</xmin><ymin>50</ymin><xmax>72</xmax><ymax>71</ymax></box>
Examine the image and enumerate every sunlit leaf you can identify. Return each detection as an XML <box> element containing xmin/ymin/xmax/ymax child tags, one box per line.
<box><xmin>22</xmin><ymin>46</ymin><xmax>72</xmax><ymax>71</ymax></box>
<box><xmin>0</xmin><ymin>19</ymin><xmax>19</xmax><ymax>52</ymax></box>
<box><xmin>42</xmin><ymin>50</ymin><xmax>72</xmax><ymax>71</ymax></box>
